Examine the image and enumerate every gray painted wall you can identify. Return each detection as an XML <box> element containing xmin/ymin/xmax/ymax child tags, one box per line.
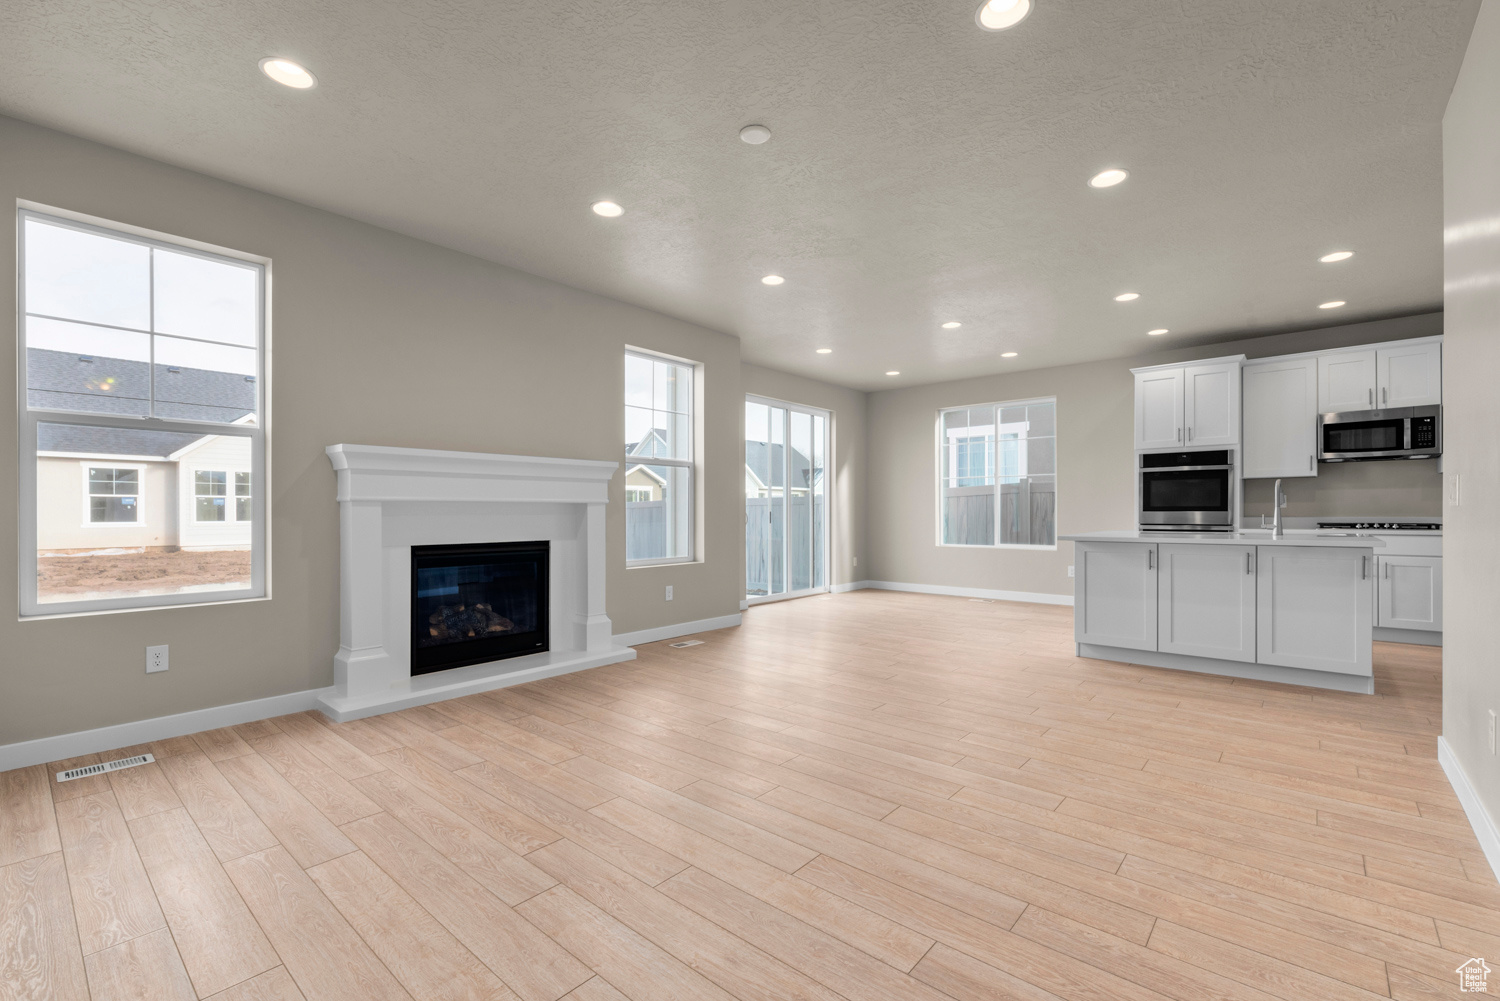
<box><xmin>1442</xmin><ymin>0</ymin><xmax>1500</xmax><ymax>852</ymax></box>
<box><xmin>0</xmin><ymin>114</ymin><xmax>759</xmax><ymax>745</ymax></box>
<box><xmin>865</xmin><ymin>312</ymin><xmax>1443</xmax><ymax>598</ymax></box>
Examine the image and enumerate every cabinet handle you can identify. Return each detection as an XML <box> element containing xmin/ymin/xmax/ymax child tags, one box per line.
<box><xmin>1382</xmin><ymin>386</ymin><xmax>1388</xmax><ymax>405</ymax></box>
<box><xmin>1188</xmin><ymin>427</ymin><xmax>1193</xmax><ymax>442</ymax></box>
<box><xmin>1246</xmin><ymin>552</ymin><xmax>1254</xmax><ymax>575</ymax></box>
<box><xmin>1176</xmin><ymin>428</ymin><xmax>1181</xmax><ymax>442</ymax></box>
<box><xmin>1384</xmin><ymin>560</ymin><xmax>1389</xmax><ymax>579</ymax></box>
<box><xmin>1147</xmin><ymin>549</ymin><xmax>1154</xmax><ymax>570</ymax></box>
<box><xmin>1362</xmin><ymin>555</ymin><xmax>1370</xmax><ymax>580</ymax></box>
<box><xmin>1309</xmin><ymin>455</ymin><xmax>1313</xmax><ymax>472</ymax></box>
<box><xmin>1368</xmin><ymin>388</ymin><xmax>1373</xmax><ymax>406</ymax></box>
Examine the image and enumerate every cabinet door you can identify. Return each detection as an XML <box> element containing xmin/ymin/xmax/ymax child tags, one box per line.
<box><xmin>1317</xmin><ymin>351</ymin><xmax>1377</xmax><ymax>413</ymax></box>
<box><xmin>1256</xmin><ymin>547</ymin><xmax>1373</xmax><ymax>675</ymax></box>
<box><xmin>1242</xmin><ymin>358</ymin><xmax>1318</xmax><ymax>479</ymax></box>
<box><xmin>1183</xmin><ymin>362</ymin><xmax>1240</xmax><ymax>446</ymax></box>
<box><xmin>1378</xmin><ymin>555</ymin><xmax>1443</xmax><ymax>631</ymax></box>
<box><xmin>1135</xmin><ymin>369</ymin><xmax>1183</xmax><ymax>450</ymax></box>
<box><xmin>1158</xmin><ymin>544</ymin><xmax>1256</xmax><ymax>662</ymax></box>
<box><xmin>1075</xmin><ymin>543</ymin><xmax>1158</xmax><ymax>651</ymax></box>
<box><xmin>1377</xmin><ymin>342</ymin><xmax>1442</xmax><ymax>409</ymax></box>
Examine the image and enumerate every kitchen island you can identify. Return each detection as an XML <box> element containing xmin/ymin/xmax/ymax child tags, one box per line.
<box><xmin>1061</xmin><ymin>530</ymin><xmax>1386</xmax><ymax>693</ymax></box>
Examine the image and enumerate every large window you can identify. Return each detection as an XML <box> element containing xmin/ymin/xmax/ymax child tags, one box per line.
<box><xmin>624</xmin><ymin>349</ymin><xmax>695</xmax><ymax>565</ymax></box>
<box><xmin>939</xmin><ymin>398</ymin><xmax>1056</xmax><ymax>548</ymax></box>
<box><xmin>20</xmin><ymin>208</ymin><xmax>266</xmax><ymax>614</ymax></box>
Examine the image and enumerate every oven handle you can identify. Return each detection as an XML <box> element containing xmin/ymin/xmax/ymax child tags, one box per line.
<box><xmin>1141</xmin><ymin>465</ymin><xmax>1234</xmax><ymax>473</ymax></box>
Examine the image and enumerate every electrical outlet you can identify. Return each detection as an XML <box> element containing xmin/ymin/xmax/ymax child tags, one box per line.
<box><xmin>1489</xmin><ymin>709</ymin><xmax>1497</xmax><ymax>755</ymax></box>
<box><xmin>665</xmin><ymin>585</ymin><xmax>673</xmax><ymax>601</ymax></box>
<box><xmin>146</xmin><ymin>645</ymin><xmax>169</xmax><ymax>674</ymax></box>
<box><xmin>1068</xmin><ymin>565</ymin><xmax>1075</xmax><ymax>578</ymax></box>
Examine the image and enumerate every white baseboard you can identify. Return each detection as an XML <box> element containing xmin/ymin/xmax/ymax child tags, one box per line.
<box><xmin>1439</xmin><ymin>736</ymin><xmax>1500</xmax><ymax>886</ymax></box>
<box><xmin>853</xmin><ymin>579</ymin><xmax>1074</xmax><ymax>607</ymax></box>
<box><xmin>613</xmin><ymin>612</ymin><xmax>743</xmax><ymax>647</ymax></box>
<box><xmin>0</xmin><ymin>687</ymin><xmax>330</xmax><ymax>773</ymax></box>
<box><xmin>831</xmin><ymin>580</ymin><xmax>875</xmax><ymax>594</ymax></box>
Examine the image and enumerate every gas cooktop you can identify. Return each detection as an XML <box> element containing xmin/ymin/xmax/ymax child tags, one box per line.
<box><xmin>1316</xmin><ymin>522</ymin><xmax>1441</xmax><ymax>531</ymax></box>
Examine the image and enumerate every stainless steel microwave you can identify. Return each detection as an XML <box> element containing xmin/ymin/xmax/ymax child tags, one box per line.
<box><xmin>1139</xmin><ymin>449</ymin><xmax>1234</xmax><ymax>531</ymax></box>
<box><xmin>1318</xmin><ymin>406</ymin><xmax>1442</xmax><ymax>462</ymax></box>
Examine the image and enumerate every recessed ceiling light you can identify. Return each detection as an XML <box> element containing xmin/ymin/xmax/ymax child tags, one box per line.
<box><xmin>591</xmin><ymin>201</ymin><xmax>624</xmax><ymax>217</ymax></box>
<box><xmin>975</xmin><ymin>0</ymin><xmax>1032</xmax><ymax>31</ymax></box>
<box><xmin>886</xmin><ymin>370</ymin><xmax>900</xmax><ymax>376</ymax></box>
<box><xmin>1319</xmin><ymin>300</ymin><xmax>1346</xmax><ymax>309</ymax></box>
<box><xmin>1320</xmin><ymin>251</ymin><xmax>1354</xmax><ymax>263</ymax></box>
<box><xmin>739</xmin><ymin>125</ymin><xmax>771</xmax><ymax>144</ymax></box>
<box><xmin>816</xmin><ymin>348</ymin><xmax>832</xmax><ymax>354</ymax></box>
<box><xmin>259</xmin><ymin>58</ymin><xmax>316</xmax><ymax>89</ymax></box>
<box><xmin>1089</xmin><ymin>168</ymin><xmax>1129</xmax><ymax>189</ymax></box>
<box><xmin>1001</xmin><ymin>351</ymin><xmax>1018</xmax><ymax>358</ymax></box>
<box><xmin>1147</xmin><ymin>328</ymin><xmax>1169</xmax><ymax>336</ymax></box>
<box><xmin>1114</xmin><ymin>292</ymin><xmax>1140</xmax><ymax>302</ymax></box>
<box><xmin>941</xmin><ymin>321</ymin><xmax>962</xmax><ymax>329</ymax></box>
<box><xmin>761</xmin><ymin>274</ymin><xmax>785</xmax><ymax>285</ymax></box>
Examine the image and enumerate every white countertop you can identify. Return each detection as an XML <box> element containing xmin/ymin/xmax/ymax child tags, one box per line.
<box><xmin>1061</xmin><ymin>529</ymin><xmax>1385</xmax><ymax>548</ymax></box>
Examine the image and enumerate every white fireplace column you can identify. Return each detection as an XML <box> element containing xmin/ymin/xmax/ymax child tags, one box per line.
<box><xmin>319</xmin><ymin>444</ymin><xmax>635</xmax><ymax>721</ymax></box>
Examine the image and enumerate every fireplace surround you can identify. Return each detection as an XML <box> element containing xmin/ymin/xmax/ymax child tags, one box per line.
<box><xmin>319</xmin><ymin>444</ymin><xmax>635</xmax><ymax>720</ymax></box>
<box><xmin>411</xmin><ymin>541</ymin><xmax>549</xmax><ymax>675</ymax></box>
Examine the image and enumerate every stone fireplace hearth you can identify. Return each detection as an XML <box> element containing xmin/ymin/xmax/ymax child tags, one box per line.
<box><xmin>319</xmin><ymin>444</ymin><xmax>634</xmax><ymax>721</ymax></box>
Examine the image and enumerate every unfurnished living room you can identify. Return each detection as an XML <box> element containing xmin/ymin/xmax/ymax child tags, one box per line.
<box><xmin>3</xmin><ymin>2</ymin><xmax>1500</xmax><ymax>1000</ymax></box>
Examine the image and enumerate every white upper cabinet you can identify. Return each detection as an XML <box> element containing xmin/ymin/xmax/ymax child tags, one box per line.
<box><xmin>1134</xmin><ymin>358</ymin><xmax>1241</xmax><ymax>450</ymax></box>
<box><xmin>1318</xmin><ymin>350</ymin><xmax>1377</xmax><ymax>413</ymax></box>
<box><xmin>1135</xmin><ymin>368</ymin><xmax>1184</xmax><ymax>450</ymax></box>
<box><xmin>1317</xmin><ymin>340</ymin><xmax>1442</xmax><ymax>413</ymax></box>
<box><xmin>1183</xmin><ymin>362</ymin><xmax>1241</xmax><ymax>446</ymax></box>
<box><xmin>1377</xmin><ymin>341</ymin><xmax>1442</xmax><ymax>409</ymax></box>
<box><xmin>1242</xmin><ymin>357</ymin><xmax>1318</xmax><ymax>478</ymax></box>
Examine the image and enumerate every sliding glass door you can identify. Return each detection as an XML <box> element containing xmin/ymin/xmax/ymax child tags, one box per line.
<box><xmin>745</xmin><ymin>397</ymin><xmax>828</xmax><ymax>602</ymax></box>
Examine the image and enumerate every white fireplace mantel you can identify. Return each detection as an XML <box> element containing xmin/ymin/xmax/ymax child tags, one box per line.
<box><xmin>318</xmin><ymin>443</ymin><xmax>635</xmax><ymax>721</ymax></box>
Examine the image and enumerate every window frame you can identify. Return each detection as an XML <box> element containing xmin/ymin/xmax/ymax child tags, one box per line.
<box><xmin>80</xmin><ymin>461</ymin><xmax>147</xmax><ymax>528</ymax></box>
<box><xmin>18</xmin><ymin>204</ymin><xmax>270</xmax><ymax>617</ymax></box>
<box><xmin>935</xmin><ymin>395</ymin><xmax>1058</xmax><ymax>551</ymax></box>
<box><xmin>624</xmin><ymin>346</ymin><xmax>699</xmax><ymax>568</ymax></box>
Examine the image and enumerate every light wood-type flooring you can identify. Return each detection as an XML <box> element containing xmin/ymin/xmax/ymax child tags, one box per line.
<box><xmin>2</xmin><ymin>589</ymin><xmax>1494</xmax><ymax>1001</ymax></box>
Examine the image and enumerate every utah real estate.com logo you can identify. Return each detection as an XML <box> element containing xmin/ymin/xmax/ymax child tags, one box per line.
<box><xmin>1457</xmin><ymin>957</ymin><xmax>1490</xmax><ymax>993</ymax></box>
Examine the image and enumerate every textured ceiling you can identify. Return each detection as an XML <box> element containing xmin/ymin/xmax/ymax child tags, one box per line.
<box><xmin>0</xmin><ymin>1</ymin><xmax>1479</xmax><ymax>389</ymax></box>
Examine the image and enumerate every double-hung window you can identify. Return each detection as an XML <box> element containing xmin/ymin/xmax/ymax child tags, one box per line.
<box><xmin>938</xmin><ymin>397</ymin><xmax>1056</xmax><ymax>548</ymax></box>
<box><xmin>19</xmin><ymin>207</ymin><xmax>267</xmax><ymax>615</ymax></box>
<box><xmin>624</xmin><ymin>348</ymin><xmax>696</xmax><ymax>565</ymax></box>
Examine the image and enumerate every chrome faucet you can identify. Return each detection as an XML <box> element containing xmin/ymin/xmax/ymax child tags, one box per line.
<box><xmin>1271</xmin><ymin>479</ymin><xmax>1284</xmax><ymax>539</ymax></box>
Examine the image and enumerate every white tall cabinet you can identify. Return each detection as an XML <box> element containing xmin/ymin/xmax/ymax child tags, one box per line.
<box><xmin>1133</xmin><ymin>357</ymin><xmax>1242</xmax><ymax>450</ymax></box>
<box><xmin>1241</xmin><ymin>357</ymin><xmax>1318</xmax><ymax>479</ymax></box>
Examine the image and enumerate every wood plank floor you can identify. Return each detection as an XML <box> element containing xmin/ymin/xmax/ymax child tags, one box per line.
<box><xmin>1</xmin><ymin>590</ymin><xmax>1493</xmax><ymax>1001</ymax></box>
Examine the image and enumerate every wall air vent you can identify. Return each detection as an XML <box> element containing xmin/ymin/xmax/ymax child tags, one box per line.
<box><xmin>56</xmin><ymin>753</ymin><xmax>154</xmax><ymax>783</ymax></box>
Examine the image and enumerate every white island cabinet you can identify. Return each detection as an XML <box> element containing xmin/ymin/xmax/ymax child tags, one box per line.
<box><xmin>1064</xmin><ymin>531</ymin><xmax>1382</xmax><ymax>694</ymax></box>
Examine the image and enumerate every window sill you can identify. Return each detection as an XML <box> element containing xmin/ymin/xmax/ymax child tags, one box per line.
<box><xmin>20</xmin><ymin>591</ymin><xmax>268</xmax><ymax>621</ymax></box>
<box><xmin>626</xmin><ymin>557</ymin><xmax>699</xmax><ymax>569</ymax></box>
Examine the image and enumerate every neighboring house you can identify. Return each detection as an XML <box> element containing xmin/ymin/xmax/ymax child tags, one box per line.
<box><xmin>32</xmin><ymin>349</ymin><xmax>255</xmax><ymax>552</ymax></box>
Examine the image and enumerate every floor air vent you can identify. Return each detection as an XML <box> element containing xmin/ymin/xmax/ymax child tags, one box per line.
<box><xmin>56</xmin><ymin>753</ymin><xmax>154</xmax><ymax>783</ymax></box>
<box><xmin>669</xmin><ymin>639</ymin><xmax>705</xmax><ymax>648</ymax></box>
<box><xmin>969</xmin><ymin>598</ymin><xmax>996</xmax><ymax>603</ymax></box>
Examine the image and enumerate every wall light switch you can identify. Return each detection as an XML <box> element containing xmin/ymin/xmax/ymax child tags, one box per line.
<box><xmin>1068</xmin><ymin>565</ymin><xmax>1075</xmax><ymax>578</ymax></box>
<box><xmin>146</xmin><ymin>645</ymin><xmax>169</xmax><ymax>674</ymax></box>
<box><xmin>665</xmin><ymin>585</ymin><xmax>673</xmax><ymax>601</ymax></box>
<box><xmin>852</xmin><ymin>556</ymin><xmax>858</xmax><ymax>567</ymax></box>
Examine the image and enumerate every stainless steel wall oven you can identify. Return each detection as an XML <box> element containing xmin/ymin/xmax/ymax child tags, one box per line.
<box><xmin>1139</xmin><ymin>449</ymin><xmax>1234</xmax><ymax>531</ymax></box>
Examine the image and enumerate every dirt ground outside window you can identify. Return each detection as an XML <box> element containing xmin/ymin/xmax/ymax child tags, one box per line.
<box><xmin>37</xmin><ymin>548</ymin><xmax>252</xmax><ymax>602</ymax></box>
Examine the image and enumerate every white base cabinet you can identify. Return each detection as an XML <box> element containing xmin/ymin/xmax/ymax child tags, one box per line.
<box><xmin>1377</xmin><ymin>555</ymin><xmax>1443</xmax><ymax>632</ymax></box>
<box><xmin>1071</xmin><ymin>539</ymin><xmax>1375</xmax><ymax>685</ymax></box>
<box><xmin>1074</xmin><ymin>542</ymin><xmax>1158</xmax><ymax>651</ymax></box>
<box><xmin>1256</xmin><ymin>547</ymin><xmax>1373</xmax><ymax>676</ymax></box>
<box><xmin>1157</xmin><ymin>544</ymin><xmax>1257</xmax><ymax>663</ymax></box>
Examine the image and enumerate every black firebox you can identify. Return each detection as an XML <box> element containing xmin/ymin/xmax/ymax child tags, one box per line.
<box><xmin>410</xmin><ymin>541</ymin><xmax>548</xmax><ymax>676</ymax></box>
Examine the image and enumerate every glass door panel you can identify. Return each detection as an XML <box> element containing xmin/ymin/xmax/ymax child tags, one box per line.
<box><xmin>746</xmin><ymin>397</ymin><xmax>829</xmax><ymax>601</ymax></box>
